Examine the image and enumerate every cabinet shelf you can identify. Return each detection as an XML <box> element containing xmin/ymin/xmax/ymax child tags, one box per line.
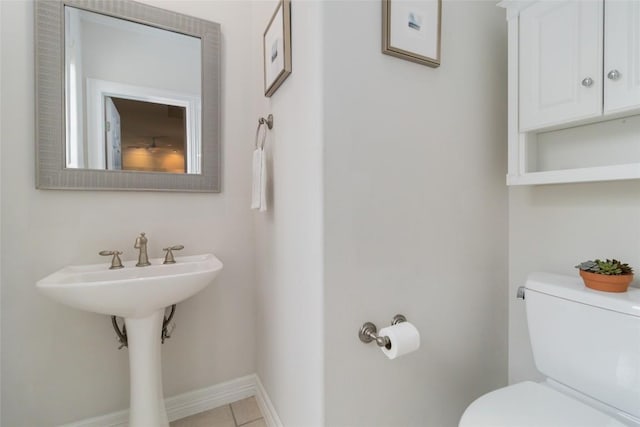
<box><xmin>507</xmin><ymin>163</ymin><xmax>640</xmax><ymax>186</ymax></box>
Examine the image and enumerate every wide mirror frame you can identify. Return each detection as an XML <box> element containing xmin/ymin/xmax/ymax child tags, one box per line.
<box><xmin>35</xmin><ymin>0</ymin><xmax>221</xmax><ymax>192</ymax></box>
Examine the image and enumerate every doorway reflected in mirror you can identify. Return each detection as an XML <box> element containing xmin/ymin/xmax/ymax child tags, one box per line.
<box><xmin>106</xmin><ymin>97</ymin><xmax>187</xmax><ymax>174</ymax></box>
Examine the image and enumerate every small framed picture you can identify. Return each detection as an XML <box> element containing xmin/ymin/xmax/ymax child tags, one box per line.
<box><xmin>263</xmin><ymin>0</ymin><xmax>292</xmax><ymax>97</ymax></box>
<box><xmin>382</xmin><ymin>0</ymin><xmax>442</xmax><ymax>68</ymax></box>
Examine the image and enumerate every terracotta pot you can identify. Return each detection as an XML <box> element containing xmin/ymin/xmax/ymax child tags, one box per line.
<box><xmin>579</xmin><ymin>270</ymin><xmax>633</xmax><ymax>293</ymax></box>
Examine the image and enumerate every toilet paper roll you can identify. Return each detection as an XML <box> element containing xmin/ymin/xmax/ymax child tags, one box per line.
<box><xmin>378</xmin><ymin>322</ymin><xmax>420</xmax><ymax>360</ymax></box>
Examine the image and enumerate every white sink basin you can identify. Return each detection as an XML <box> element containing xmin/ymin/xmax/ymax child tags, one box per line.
<box><xmin>36</xmin><ymin>253</ymin><xmax>223</xmax><ymax>427</ymax></box>
<box><xmin>37</xmin><ymin>253</ymin><xmax>223</xmax><ymax>318</ymax></box>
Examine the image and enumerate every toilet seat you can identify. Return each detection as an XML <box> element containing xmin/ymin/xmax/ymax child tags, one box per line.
<box><xmin>459</xmin><ymin>381</ymin><xmax>628</xmax><ymax>427</ymax></box>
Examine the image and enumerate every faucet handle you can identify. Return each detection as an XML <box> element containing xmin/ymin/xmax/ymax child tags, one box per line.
<box><xmin>162</xmin><ymin>245</ymin><xmax>184</xmax><ymax>264</ymax></box>
<box><xmin>99</xmin><ymin>250</ymin><xmax>124</xmax><ymax>269</ymax></box>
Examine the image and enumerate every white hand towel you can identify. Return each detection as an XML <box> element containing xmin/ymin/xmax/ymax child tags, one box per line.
<box><xmin>251</xmin><ymin>147</ymin><xmax>268</xmax><ymax>211</ymax></box>
<box><xmin>251</xmin><ymin>148</ymin><xmax>262</xmax><ymax>210</ymax></box>
<box><xmin>259</xmin><ymin>147</ymin><xmax>267</xmax><ymax>212</ymax></box>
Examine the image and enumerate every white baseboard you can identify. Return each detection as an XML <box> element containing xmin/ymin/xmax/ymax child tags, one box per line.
<box><xmin>62</xmin><ymin>373</ymin><xmax>282</xmax><ymax>427</ymax></box>
<box><xmin>166</xmin><ymin>375</ymin><xmax>256</xmax><ymax>422</ymax></box>
<box><xmin>253</xmin><ymin>375</ymin><xmax>284</xmax><ymax>427</ymax></box>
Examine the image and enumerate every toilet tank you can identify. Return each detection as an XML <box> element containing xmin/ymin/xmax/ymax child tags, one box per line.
<box><xmin>525</xmin><ymin>272</ymin><xmax>640</xmax><ymax>420</ymax></box>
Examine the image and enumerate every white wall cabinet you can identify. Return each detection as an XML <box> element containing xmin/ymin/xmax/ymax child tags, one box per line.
<box><xmin>519</xmin><ymin>1</ymin><xmax>603</xmax><ymax>132</ymax></box>
<box><xmin>604</xmin><ymin>1</ymin><xmax>640</xmax><ymax>115</ymax></box>
<box><xmin>501</xmin><ymin>0</ymin><xmax>640</xmax><ymax>185</ymax></box>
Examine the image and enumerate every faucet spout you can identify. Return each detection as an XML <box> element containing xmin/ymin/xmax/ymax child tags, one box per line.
<box><xmin>134</xmin><ymin>232</ymin><xmax>151</xmax><ymax>267</ymax></box>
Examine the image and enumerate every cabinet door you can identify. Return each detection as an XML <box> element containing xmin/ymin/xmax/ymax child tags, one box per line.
<box><xmin>519</xmin><ymin>1</ymin><xmax>603</xmax><ymax>131</ymax></box>
<box><xmin>604</xmin><ymin>0</ymin><xmax>640</xmax><ymax>115</ymax></box>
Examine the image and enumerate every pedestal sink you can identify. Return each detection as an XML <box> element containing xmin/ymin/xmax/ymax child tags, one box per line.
<box><xmin>36</xmin><ymin>253</ymin><xmax>223</xmax><ymax>427</ymax></box>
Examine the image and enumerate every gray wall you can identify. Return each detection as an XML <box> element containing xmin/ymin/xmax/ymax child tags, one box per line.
<box><xmin>508</xmin><ymin>181</ymin><xmax>640</xmax><ymax>383</ymax></box>
<box><xmin>1</xmin><ymin>1</ymin><xmax>256</xmax><ymax>425</ymax></box>
<box><xmin>252</xmin><ymin>1</ymin><xmax>325</xmax><ymax>426</ymax></box>
<box><xmin>0</xmin><ymin>2</ymin><xmax>3</xmax><ymax>422</ymax></box>
<box><xmin>322</xmin><ymin>1</ymin><xmax>509</xmax><ymax>425</ymax></box>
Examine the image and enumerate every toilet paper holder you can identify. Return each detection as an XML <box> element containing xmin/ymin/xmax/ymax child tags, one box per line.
<box><xmin>359</xmin><ymin>314</ymin><xmax>407</xmax><ymax>348</ymax></box>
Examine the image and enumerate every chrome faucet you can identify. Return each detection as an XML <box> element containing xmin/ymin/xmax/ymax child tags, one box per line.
<box><xmin>134</xmin><ymin>232</ymin><xmax>151</xmax><ymax>267</ymax></box>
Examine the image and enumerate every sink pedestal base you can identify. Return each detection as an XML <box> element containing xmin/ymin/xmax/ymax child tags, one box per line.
<box><xmin>125</xmin><ymin>309</ymin><xmax>169</xmax><ymax>427</ymax></box>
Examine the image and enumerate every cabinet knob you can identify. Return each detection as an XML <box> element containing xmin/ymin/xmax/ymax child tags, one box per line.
<box><xmin>581</xmin><ymin>77</ymin><xmax>594</xmax><ymax>87</ymax></box>
<box><xmin>607</xmin><ymin>69</ymin><xmax>621</xmax><ymax>81</ymax></box>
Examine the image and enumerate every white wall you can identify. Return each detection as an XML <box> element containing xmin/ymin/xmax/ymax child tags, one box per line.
<box><xmin>0</xmin><ymin>2</ymin><xmax>3</xmax><ymax>422</ymax></box>
<box><xmin>322</xmin><ymin>1</ymin><xmax>508</xmax><ymax>425</ymax></box>
<box><xmin>252</xmin><ymin>1</ymin><xmax>325</xmax><ymax>426</ymax></box>
<box><xmin>508</xmin><ymin>181</ymin><xmax>640</xmax><ymax>383</ymax></box>
<box><xmin>79</xmin><ymin>12</ymin><xmax>200</xmax><ymax>94</ymax></box>
<box><xmin>1</xmin><ymin>1</ymin><xmax>256</xmax><ymax>425</ymax></box>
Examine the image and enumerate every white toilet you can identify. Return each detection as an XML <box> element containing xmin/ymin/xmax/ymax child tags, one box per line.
<box><xmin>460</xmin><ymin>272</ymin><xmax>640</xmax><ymax>427</ymax></box>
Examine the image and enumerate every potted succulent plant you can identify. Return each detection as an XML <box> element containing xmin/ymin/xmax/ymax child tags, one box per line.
<box><xmin>575</xmin><ymin>259</ymin><xmax>634</xmax><ymax>293</ymax></box>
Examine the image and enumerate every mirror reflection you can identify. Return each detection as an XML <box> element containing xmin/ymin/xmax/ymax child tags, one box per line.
<box><xmin>64</xmin><ymin>6</ymin><xmax>202</xmax><ymax>174</ymax></box>
<box><xmin>108</xmin><ymin>97</ymin><xmax>187</xmax><ymax>173</ymax></box>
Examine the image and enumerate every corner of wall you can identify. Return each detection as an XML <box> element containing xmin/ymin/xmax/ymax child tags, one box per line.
<box><xmin>0</xmin><ymin>0</ymin><xmax>3</xmax><ymax>423</ymax></box>
<box><xmin>251</xmin><ymin>0</ymin><xmax>325</xmax><ymax>425</ymax></box>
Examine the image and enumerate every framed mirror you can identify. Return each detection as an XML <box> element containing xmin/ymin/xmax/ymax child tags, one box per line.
<box><xmin>35</xmin><ymin>0</ymin><xmax>221</xmax><ymax>192</ymax></box>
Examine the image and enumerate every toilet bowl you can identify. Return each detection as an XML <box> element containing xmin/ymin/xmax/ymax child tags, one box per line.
<box><xmin>460</xmin><ymin>272</ymin><xmax>640</xmax><ymax>427</ymax></box>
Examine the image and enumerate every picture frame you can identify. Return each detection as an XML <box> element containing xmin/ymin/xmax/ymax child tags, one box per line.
<box><xmin>382</xmin><ymin>0</ymin><xmax>442</xmax><ymax>68</ymax></box>
<box><xmin>263</xmin><ymin>0</ymin><xmax>292</xmax><ymax>97</ymax></box>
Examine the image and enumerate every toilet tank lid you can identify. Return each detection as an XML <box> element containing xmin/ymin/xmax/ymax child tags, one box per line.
<box><xmin>526</xmin><ymin>272</ymin><xmax>640</xmax><ymax>318</ymax></box>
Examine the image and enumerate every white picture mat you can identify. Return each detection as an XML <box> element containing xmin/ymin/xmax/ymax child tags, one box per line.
<box><xmin>265</xmin><ymin>6</ymin><xmax>284</xmax><ymax>88</ymax></box>
<box><xmin>389</xmin><ymin>0</ymin><xmax>439</xmax><ymax>60</ymax></box>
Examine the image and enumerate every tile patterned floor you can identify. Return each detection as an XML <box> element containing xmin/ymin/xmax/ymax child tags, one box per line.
<box><xmin>170</xmin><ymin>396</ymin><xmax>265</xmax><ymax>427</ymax></box>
